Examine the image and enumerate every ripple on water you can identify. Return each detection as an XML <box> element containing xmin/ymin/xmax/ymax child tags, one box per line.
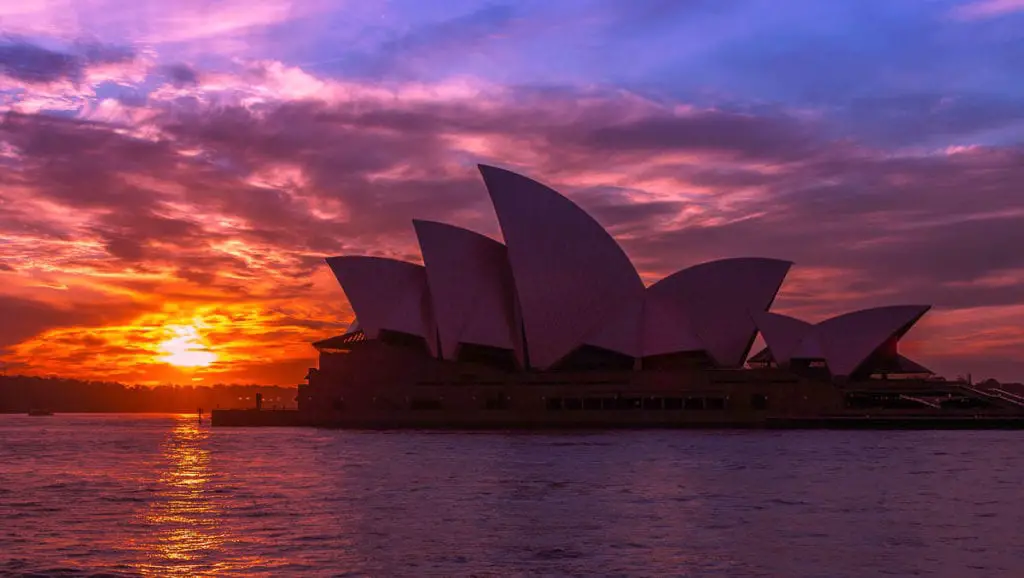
<box><xmin>1</xmin><ymin>416</ymin><xmax>1024</xmax><ymax>577</ymax></box>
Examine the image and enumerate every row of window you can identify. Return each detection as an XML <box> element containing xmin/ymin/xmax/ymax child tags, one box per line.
<box><xmin>415</xmin><ymin>380</ymin><xmax>629</xmax><ymax>386</ymax></box>
<box><xmin>394</xmin><ymin>395</ymin><xmax>771</xmax><ymax>411</ymax></box>
<box><xmin>544</xmin><ymin>396</ymin><xmax>766</xmax><ymax>411</ymax></box>
<box><xmin>844</xmin><ymin>392</ymin><xmax>992</xmax><ymax>410</ymax></box>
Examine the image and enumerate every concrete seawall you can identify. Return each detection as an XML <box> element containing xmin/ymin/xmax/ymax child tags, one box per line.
<box><xmin>211</xmin><ymin>409</ymin><xmax>305</xmax><ymax>427</ymax></box>
<box><xmin>211</xmin><ymin>409</ymin><xmax>1024</xmax><ymax>429</ymax></box>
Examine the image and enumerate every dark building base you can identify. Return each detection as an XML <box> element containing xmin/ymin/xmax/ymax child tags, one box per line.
<box><xmin>211</xmin><ymin>409</ymin><xmax>305</xmax><ymax>427</ymax></box>
<box><xmin>766</xmin><ymin>416</ymin><xmax>1024</xmax><ymax>430</ymax></box>
<box><xmin>212</xmin><ymin>410</ymin><xmax>1024</xmax><ymax>430</ymax></box>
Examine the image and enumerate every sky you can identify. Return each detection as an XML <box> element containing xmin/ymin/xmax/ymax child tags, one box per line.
<box><xmin>0</xmin><ymin>0</ymin><xmax>1022</xmax><ymax>385</ymax></box>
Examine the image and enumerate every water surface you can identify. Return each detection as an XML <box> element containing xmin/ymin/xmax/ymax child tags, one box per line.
<box><xmin>1</xmin><ymin>414</ymin><xmax>1021</xmax><ymax>577</ymax></box>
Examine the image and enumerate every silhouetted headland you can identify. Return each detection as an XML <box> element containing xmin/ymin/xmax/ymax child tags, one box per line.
<box><xmin>0</xmin><ymin>375</ymin><xmax>296</xmax><ymax>414</ymax></box>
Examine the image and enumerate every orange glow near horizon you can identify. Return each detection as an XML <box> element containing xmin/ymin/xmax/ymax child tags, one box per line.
<box><xmin>159</xmin><ymin>325</ymin><xmax>217</xmax><ymax>368</ymax></box>
<box><xmin>1</xmin><ymin>296</ymin><xmax>348</xmax><ymax>385</ymax></box>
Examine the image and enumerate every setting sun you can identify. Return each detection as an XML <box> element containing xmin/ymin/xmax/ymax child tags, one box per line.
<box><xmin>159</xmin><ymin>326</ymin><xmax>217</xmax><ymax>368</ymax></box>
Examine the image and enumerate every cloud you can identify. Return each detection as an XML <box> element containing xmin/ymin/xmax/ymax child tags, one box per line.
<box><xmin>335</xmin><ymin>4</ymin><xmax>521</xmax><ymax>78</ymax></box>
<box><xmin>141</xmin><ymin>0</ymin><xmax>306</xmax><ymax>44</ymax></box>
<box><xmin>617</xmin><ymin>145</ymin><xmax>1024</xmax><ymax>294</ymax></box>
<box><xmin>6</xmin><ymin>79</ymin><xmax>1023</xmax><ymax>300</ymax></box>
<box><xmin>839</xmin><ymin>93</ymin><xmax>1024</xmax><ymax>146</ymax></box>
<box><xmin>952</xmin><ymin>0</ymin><xmax>1024</xmax><ymax>20</ymax></box>
<box><xmin>578</xmin><ymin>110</ymin><xmax>822</xmax><ymax>162</ymax></box>
<box><xmin>159</xmin><ymin>63</ymin><xmax>200</xmax><ymax>87</ymax></box>
<box><xmin>650</xmin><ymin>1</ymin><xmax>1023</xmax><ymax>151</ymax></box>
<box><xmin>0</xmin><ymin>294</ymin><xmax>144</xmax><ymax>353</ymax></box>
<box><xmin>598</xmin><ymin>0</ymin><xmax>738</xmax><ymax>35</ymax></box>
<box><xmin>75</xmin><ymin>39</ymin><xmax>136</xmax><ymax>66</ymax></box>
<box><xmin>0</xmin><ymin>48</ymin><xmax>1022</xmax><ymax>382</ymax></box>
<box><xmin>0</xmin><ymin>40</ymin><xmax>80</xmax><ymax>84</ymax></box>
<box><xmin>0</xmin><ymin>37</ymin><xmax>135</xmax><ymax>85</ymax></box>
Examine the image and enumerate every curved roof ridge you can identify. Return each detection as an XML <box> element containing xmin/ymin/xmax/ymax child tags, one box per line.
<box><xmin>817</xmin><ymin>304</ymin><xmax>932</xmax><ymax>329</ymax></box>
<box><xmin>648</xmin><ymin>257</ymin><xmax>792</xmax><ymax>366</ymax></box>
<box><xmin>751</xmin><ymin>311</ymin><xmax>814</xmax><ymax>365</ymax></box>
<box><xmin>478</xmin><ymin>164</ymin><xmax>644</xmax><ymax>368</ymax></box>
<box><xmin>813</xmin><ymin>304</ymin><xmax>931</xmax><ymax>376</ymax></box>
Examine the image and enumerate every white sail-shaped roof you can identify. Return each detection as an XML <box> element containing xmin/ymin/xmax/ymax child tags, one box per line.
<box><xmin>751</xmin><ymin>311</ymin><xmax>813</xmax><ymax>366</ymax></box>
<box><xmin>813</xmin><ymin>305</ymin><xmax>931</xmax><ymax>377</ymax></box>
<box><xmin>647</xmin><ymin>258</ymin><xmax>792</xmax><ymax>367</ymax></box>
<box><xmin>478</xmin><ymin>164</ymin><xmax>645</xmax><ymax>368</ymax></box>
<box><xmin>326</xmin><ymin>256</ymin><xmax>437</xmax><ymax>355</ymax></box>
<box><xmin>413</xmin><ymin>219</ymin><xmax>522</xmax><ymax>363</ymax></box>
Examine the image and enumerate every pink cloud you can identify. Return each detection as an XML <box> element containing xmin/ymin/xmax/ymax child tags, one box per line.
<box><xmin>952</xmin><ymin>0</ymin><xmax>1024</xmax><ymax>19</ymax></box>
<box><xmin>0</xmin><ymin>0</ymin><xmax>326</xmax><ymax>49</ymax></box>
<box><xmin>0</xmin><ymin>56</ymin><xmax>1022</xmax><ymax>382</ymax></box>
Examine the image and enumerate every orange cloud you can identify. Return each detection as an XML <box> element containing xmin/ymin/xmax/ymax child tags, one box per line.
<box><xmin>1</xmin><ymin>56</ymin><xmax>1023</xmax><ymax>383</ymax></box>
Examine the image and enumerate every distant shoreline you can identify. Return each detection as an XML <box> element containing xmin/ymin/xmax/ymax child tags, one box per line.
<box><xmin>0</xmin><ymin>374</ymin><xmax>297</xmax><ymax>414</ymax></box>
<box><xmin>1</xmin><ymin>409</ymin><xmax>291</xmax><ymax>415</ymax></box>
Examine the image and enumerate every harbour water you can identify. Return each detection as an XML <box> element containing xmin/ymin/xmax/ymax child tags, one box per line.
<box><xmin>1</xmin><ymin>413</ymin><xmax>1021</xmax><ymax>577</ymax></box>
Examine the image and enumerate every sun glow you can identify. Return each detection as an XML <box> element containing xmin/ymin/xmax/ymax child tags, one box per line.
<box><xmin>159</xmin><ymin>325</ymin><xmax>217</xmax><ymax>368</ymax></box>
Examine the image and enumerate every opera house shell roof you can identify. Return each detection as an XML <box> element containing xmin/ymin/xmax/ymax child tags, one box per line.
<box><xmin>325</xmin><ymin>165</ymin><xmax>932</xmax><ymax>379</ymax></box>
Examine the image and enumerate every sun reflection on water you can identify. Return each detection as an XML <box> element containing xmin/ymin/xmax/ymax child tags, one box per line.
<box><xmin>133</xmin><ymin>415</ymin><xmax>236</xmax><ymax>576</ymax></box>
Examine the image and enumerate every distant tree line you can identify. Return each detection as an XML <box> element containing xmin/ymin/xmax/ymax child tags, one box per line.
<box><xmin>0</xmin><ymin>375</ymin><xmax>297</xmax><ymax>413</ymax></box>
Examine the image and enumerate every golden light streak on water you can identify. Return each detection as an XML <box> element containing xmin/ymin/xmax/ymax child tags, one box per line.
<box><xmin>132</xmin><ymin>415</ymin><xmax>257</xmax><ymax>576</ymax></box>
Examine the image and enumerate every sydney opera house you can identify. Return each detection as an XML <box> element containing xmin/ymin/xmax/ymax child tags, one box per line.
<box><xmin>293</xmin><ymin>165</ymin><xmax>1024</xmax><ymax>428</ymax></box>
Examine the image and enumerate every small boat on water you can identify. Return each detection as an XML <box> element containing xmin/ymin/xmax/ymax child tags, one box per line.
<box><xmin>27</xmin><ymin>409</ymin><xmax>54</xmax><ymax>416</ymax></box>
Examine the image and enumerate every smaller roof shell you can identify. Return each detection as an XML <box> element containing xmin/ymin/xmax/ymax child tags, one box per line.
<box><xmin>326</xmin><ymin>256</ymin><xmax>438</xmax><ymax>356</ymax></box>
<box><xmin>413</xmin><ymin>219</ymin><xmax>523</xmax><ymax>363</ymax></box>
<box><xmin>813</xmin><ymin>305</ymin><xmax>931</xmax><ymax>376</ymax></box>
<box><xmin>648</xmin><ymin>258</ymin><xmax>792</xmax><ymax>366</ymax></box>
<box><xmin>752</xmin><ymin>311</ymin><xmax>814</xmax><ymax>366</ymax></box>
<box><xmin>753</xmin><ymin>305</ymin><xmax>931</xmax><ymax>376</ymax></box>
